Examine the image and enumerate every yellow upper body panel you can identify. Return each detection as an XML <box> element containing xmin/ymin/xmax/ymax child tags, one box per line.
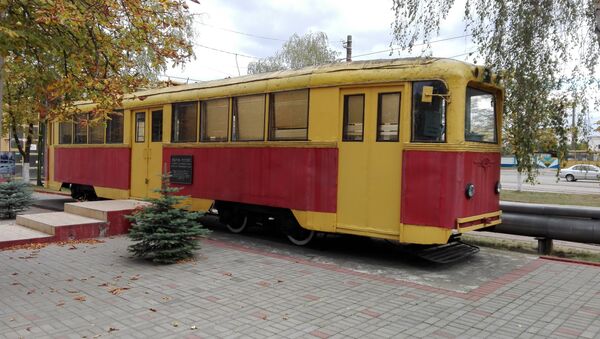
<box><xmin>73</xmin><ymin>58</ymin><xmax>502</xmax><ymax>111</ymax></box>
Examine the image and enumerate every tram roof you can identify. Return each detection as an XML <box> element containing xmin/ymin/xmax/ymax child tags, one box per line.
<box><xmin>76</xmin><ymin>58</ymin><xmax>495</xmax><ymax>110</ymax></box>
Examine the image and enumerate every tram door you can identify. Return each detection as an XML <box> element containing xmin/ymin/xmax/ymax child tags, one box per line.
<box><xmin>130</xmin><ymin>108</ymin><xmax>164</xmax><ymax>198</ymax></box>
<box><xmin>337</xmin><ymin>86</ymin><xmax>404</xmax><ymax>238</ymax></box>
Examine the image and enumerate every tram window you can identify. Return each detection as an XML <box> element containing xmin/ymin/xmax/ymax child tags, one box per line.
<box><xmin>135</xmin><ymin>112</ymin><xmax>145</xmax><ymax>143</ymax></box>
<box><xmin>377</xmin><ymin>93</ymin><xmax>401</xmax><ymax>142</ymax></box>
<box><xmin>151</xmin><ymin>110</ymin><xmax>163</xmax><ymax>142</ymax></box>
<box><xmin>59</xmin><ymin>122</ymin><xmax>73</xmax><ymax>144</ymax></box>
<box><xmin>172</xmin><ymin>102</ymin><xmax>198</xmax><ymax>142</ymax></box>
<box><xmin>232</xmin><ymin>94</ymin><xmax>265</xmax><ymax>141</ymax></box>
<box><xmin>342</xmin><ymin>94</ymin><xmax>364</xmax><ymax>141</ymax></box>
<box><xmin>200</xmin><ymin>98</ymin><xmax>229</xmax><ymax>142</ymax></box>
<box><xmin>465</xmin><ymin>87</ymin><xmax>497</xmax><ymax>143</ymax></box>
<box><xmin>269</xmin><ymin>89</ymin><xmax>309</xmax><ymax>141</ymax></box>
<box><xmin>412</xmin><ymin>81</ymin><xmax>447</xmax><ymax>142</ymax></box>
<box><xmin>88</xmin><ymin>118</ymin><xmax>104</xmax><ymax>144</ymax></box>
<box><xmin>106</xmin><ymin>111</ymin><xmax>124</xmax><ymax>144</ymax></box>
<box><xmin>73</xmin><ymin>115</ymin><xmax>88</xmax><ymax>144</ymax></box>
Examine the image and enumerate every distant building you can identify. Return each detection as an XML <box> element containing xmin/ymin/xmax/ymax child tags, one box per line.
<box><xmin>589</xmin><ymin>135</ymin><xmax>600</xmax><ymax>152</ymax></box>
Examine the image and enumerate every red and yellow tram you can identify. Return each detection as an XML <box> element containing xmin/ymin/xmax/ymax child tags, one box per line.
<box><xmin>47</xmin><ymin>58</ymin><xmax>503</xmax><ymax>246</ymax></box>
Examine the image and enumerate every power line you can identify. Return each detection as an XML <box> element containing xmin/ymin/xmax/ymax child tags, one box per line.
<box><xmin>159</xmin><ymin>74</ymin><xmax>203</xmax><ymax>83</ymax></box>
<box><xmin>198</xmin><ymin>22</ymin><xmax>286</xmax><ymax>42</ymax></box>
<box><xmin>352</xmin><ymin>33</ymin><xmax>473</xmax><ymax>59</ymax></box>
<box><xmin>194</xmin><ymin>44</ymin><xmax>260</xmax><ymax>59</ymax></box>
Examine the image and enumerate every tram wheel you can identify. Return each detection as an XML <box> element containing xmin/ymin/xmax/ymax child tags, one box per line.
<box><xmin>225</xmin><ymin>214</ymin><xmax>248</xmax><ymax>234</ymax></box>
<box><xmin>286</xmin><ymin>227</ymin><xmax>315</xmax><ymax>246</ymax></box>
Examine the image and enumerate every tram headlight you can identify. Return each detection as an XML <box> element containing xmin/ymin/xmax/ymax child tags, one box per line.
<box><xmin>495</xmin><ymin>181</ymin><xmax>501</xmax><ymax>194</ymax></box>
<box><xmin>465</xmin><ymin>183</ymin><xmax>475</xmax><ymax>199</ymax></box>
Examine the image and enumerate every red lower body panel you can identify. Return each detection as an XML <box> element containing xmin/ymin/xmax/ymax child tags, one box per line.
<box><xmin>163</xmin><ymin>147</ymin><xmax>338</xmax><ymax>213</ymax></box>
<box><xmin>54</xmin><ymin>147</ymin><xmax>131</xmax><ymax>190</ymax></box>
<box><xmin>402</xmin><ymin>150</ymin><xmax>500</xmax><ymax>228</ymax></box>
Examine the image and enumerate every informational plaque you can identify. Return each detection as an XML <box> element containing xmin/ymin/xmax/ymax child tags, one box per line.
<box><xmin>170</xmin><ymin>155</ymin><xmax>193</xmax><ymax>184</ymax></box>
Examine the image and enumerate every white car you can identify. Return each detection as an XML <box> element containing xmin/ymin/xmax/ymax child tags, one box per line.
<box><xmin>559</xmin><ymin>164</ymin><xmax>600</xmax><ymax>182</ymax></box>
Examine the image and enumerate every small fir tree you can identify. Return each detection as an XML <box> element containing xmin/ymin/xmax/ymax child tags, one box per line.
<box><xmin>127</xmin><ymin>173</ymin><xmax>210</xmax><ymax>264</ymax></box>
<box><xmin>0</xmin><ymin>180</ymin><xmax>33</xmax><ymax>219</ymax></box>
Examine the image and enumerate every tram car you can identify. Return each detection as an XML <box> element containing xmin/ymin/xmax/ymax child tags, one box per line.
<box><xmin>47</xmin><ymin>58</ymin><xmax>503</xmax><ymax>246</ymax></box>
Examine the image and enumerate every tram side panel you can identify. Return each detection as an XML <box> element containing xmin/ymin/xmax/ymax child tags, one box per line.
<box><xmin>163</xmin><ymin>146</ymin><xmax>339</xmax><ymax>214</ymax></box>
<box><xmin>53</xmin><ymin>147</ymin><xmax>132</xmax><ymax>197</ymax></box>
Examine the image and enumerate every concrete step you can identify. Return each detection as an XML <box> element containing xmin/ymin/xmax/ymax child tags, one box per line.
<box><xmin>64</xmin><ymin>200</ymin><xmax>149</xmax><ymax>221</ymax></box>
<box><xmin>63</xmin><ymin>200</ymin><xmax>149</xmax><ymax>236</ymax></box>
<box><xmin>16</xmin><ymin>212</ymin><xmax>106</xmax><ymax>240</ymax></box>
<box><xmin>0</xmin><ymin>223</ymin><xmax>53</xmax><ymax>249</ymax></box>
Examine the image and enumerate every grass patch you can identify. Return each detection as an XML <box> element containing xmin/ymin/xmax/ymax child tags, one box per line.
<box><xmin>501</xmin><ymin>190</ymin><xmax>600</xmax><ymax>207</ymax></box>
<box><xmin>462</xmin><ymin>234</ymin><xmax>600</xmax><ymax>263</ymax></box>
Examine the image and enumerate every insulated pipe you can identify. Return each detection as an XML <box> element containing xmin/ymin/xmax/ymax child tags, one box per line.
<box><xmin>500</xmin><ymin>201</ymin><xmax>600</xmax><ymax>219</ymax></box>
<box><xmin>495</xmin><ymin>212</ymin><xmax>600</xmax><ymax>244</ymax></box>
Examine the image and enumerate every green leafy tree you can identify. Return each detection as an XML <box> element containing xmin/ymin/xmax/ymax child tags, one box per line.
<box><xmin>391</xmin><ymin>0</ymin><xmax>599</xmax><ymax>182</ymax></box>
<box><xmin>0</xmin><ymin>180</ymin><xmax>33</xmax><ymax>219</ymax></box>
<box><xmin>0</xmin><ymin>0</ymin><xmax>196</xmax><ymax>179</ymax></box>
<box><xmin>247</xmin><ymin>32</ymin><xmax>340</xmax><ymax>74</ymax></box>
<box><xmin>127</xmin><ymin>173</ymin><xmax>210</xmax><ymax>264</ymax></box>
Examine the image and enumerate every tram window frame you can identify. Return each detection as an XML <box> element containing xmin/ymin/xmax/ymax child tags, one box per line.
<box><xmin>268</xmin><ymin>89</ymin><xmax>309</xmax><ymax>141</ymax></box>
<box><xmin>232</xmin><ymin>94</ymin><xmax>266</xmax><ymax>142</ymax></box>
<box><xmin>135</xmin><ymin>112</ymin><xmax>146</xmax><ymax>143</ymax></box>
<box><xmin>73</xmin><ymin>115</ymin><xmax>88</xmax><ymax>144</ymax></box>
<box><xmin>200</xmin><ymin>98</ymin><xmax>229</xmax><ymax>142</ymax></box>
<box><xmin>171</xmin><ymin>102</ymin><xmax>198</xmax><ymax>143</ymax></box>
<box><xmin>376</xmin><ymin>92</ymin><xmax>401</xmax><ymax>142</ymax></box>
<box><xmin>88</xmin><ymin>115</ymin><xmax>105</xmax><ymax>144</ymax></box>
<box><xmin>59</xmin><ymin>121</ymin><xmax>74</xmax><ymax>144</ymax></box>
<box><xmin>342</xmin><ymin>94</ymin><xmax>365</xmax><ymax>142</ymax></box>
<box><xmin>105</xmin><ymin>111</ymin><xmax>124</xmax><ymax>144</ymax></box>
<box><xmin>465</xmin><ymin>87</ymin><xmax>497</xmax><ymax>144</ymax></box>
<box><xmin>411</xmin><ymin>80</ymin><xmax>447</xmax><ymax>143</ymax></box>
<box><xmin>151</xmin><ymin>110</ymin><xmax>163</xmax><ymax>142</ymax></box>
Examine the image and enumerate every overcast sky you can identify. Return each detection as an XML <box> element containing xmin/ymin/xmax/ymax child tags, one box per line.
<box><xmin>163</xmin><ymin>0</ymin><xmax>474</xmax><ymax>82</ymax></box>
<box><xmin>162</xmin><ymin>0</ymin><xmax>597</xmax><ymax>132</ymax></box>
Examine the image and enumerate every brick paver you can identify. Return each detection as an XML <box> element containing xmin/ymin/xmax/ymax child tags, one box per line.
<box><xmin>1</xmin><ymin>236</ymin><xmax>600</xmax><ymax>338</ymax></box>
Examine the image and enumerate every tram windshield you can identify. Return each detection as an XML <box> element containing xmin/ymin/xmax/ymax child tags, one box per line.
<box><xmin>465</xmin><ymin>87</ymin><xmax>497</xmax><ymax>143</ymax></box>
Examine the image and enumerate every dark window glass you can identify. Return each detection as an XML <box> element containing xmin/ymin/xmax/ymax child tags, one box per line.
<box><xmin>151</xmin><ymin>110</ymin><xmax>163</xmax><ymax>142</ymax></box>
<box><xmin>172</xmin><ymin>102</ymin><xmax>198</xmax><ymax>142</ymax></box>
<box><xmin>269</xmin><ymin>89</ymin><xmax>309</xmax><ymax>141</ymax></box>
<box><xmin>73</xmin><ymin>115</ymin><xmax>87</xmax><ymax>144</ymax></box>
<box><xmin>377</xmin><ymin>93</ymin><xmax>401</xmax><ymax>142</ymax></box>
<box><xmin>59</xmin><ymin>122</ymin><xmax>73</xmax><ymax>144</ymax></box>
<box><xmin>106</xmin><ymin>111</ymin><xmax>124</xmax><ymax>144</ymax></box>
<box><xmin>88</xmin><ymin>118</ymin><xmax>104</xmax><ymax>144</ymax></box>
<box><xmin>412</xmin><ymin>80</ymin><xmax>447</xmax><ymax>142</ymax></box>
<box><xmin>465</xmin><ymin>87</ymin><xmax>497</xmax><ymax>143</ymax></box>
<box><xmin>135</xmin><ymin>112</ymin><xmax>145</xmax><ymax>143</ymax></box>
<box><xmin>232</xmin><ymin>94</ymin><xmax>265</xmax><ymax>141</ymax></box>
<box><xmin>342</xmin><ymin>94</ymin><xmax>364</xmax><ymax>141</ymax></box>
<box><xmin>200</xmin><ymin>98</ymin><xmax>229</xmax><ymax>142</ymax></box>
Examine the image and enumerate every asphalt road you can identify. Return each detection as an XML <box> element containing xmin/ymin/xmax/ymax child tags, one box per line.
<box><xmin>501</xmin><ymin>168</ymin><xmax>600</xmax><ymax>194</ymax></box>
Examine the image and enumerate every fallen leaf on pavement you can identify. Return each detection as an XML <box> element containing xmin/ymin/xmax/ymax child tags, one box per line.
<box><xmin>109</xmin><ymin>287</ymin><xmax>130</xmax><ymax>295</ymax></box>
<box><xmin>171</xmin><ymin>321</ymin><xmax>179</xmax><ymax>327</ymax></box>
<box><xmin>107</xmin><ymin>327</ymin><xmax>118</xmax><ymax>332</ymax></box>
<box><xmin>57</xmin><ymin>301</ymin><xmax>65</xmax><ymax>307</ymax></box>
<box><xmin>190</xmin><ymin>325</ymin><xmax>197</xmax><ymax>330</ymax></box>
<box><xmin>149</xmin><ymin>308</ymin><xmax>157</xmax><ymax>312</ymax></box>
<box><xmin>74</xmin><ymin>295</ymin><xmax>86</xmax><ymax>302</ymax></box>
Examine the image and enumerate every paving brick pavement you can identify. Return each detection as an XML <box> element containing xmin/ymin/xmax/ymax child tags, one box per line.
<box><xmin>1</xmin><ymin>235</ymin><xmax>600</xmax><ymax>339</ymax></box>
